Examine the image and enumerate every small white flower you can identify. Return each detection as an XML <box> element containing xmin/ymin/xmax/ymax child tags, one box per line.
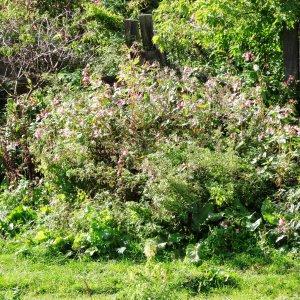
<box><xmin>253</xmin><ymin>64</ymin><xmax>260</xmax><ymax>72</ymax></box>
<box><xmin>117</xmin><ymin>247</ymin><xmax>126</xmax><ymax>254</ymax></box>
<box><xmin>277</xmin><ymin>136</ymin><xmax>286</xmax><ymax>144</ymax></box>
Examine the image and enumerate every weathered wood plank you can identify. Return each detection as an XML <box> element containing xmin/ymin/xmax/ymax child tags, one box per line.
<box><xmin>139</xmin><ymin>14</ymin><xmax>155</xmax><ymax>51</ymax></box>
<box><xmin>124</xmin><ymin>19</ymin><xmax>140</xmax><ymax>47</ymax></box>
<box><xmin>282</xmin><ymin>23</ymin><xmax>299</xmax><ymax>81</ymax></box>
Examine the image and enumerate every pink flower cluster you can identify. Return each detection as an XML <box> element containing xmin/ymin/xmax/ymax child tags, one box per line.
<box><xmin>36</xmin><ymin>110</ymin><xmax>49</xmax><ymax>122</ymax></box>
<box><xmin>278</xmin><ymin>218</ymin><xmax>288</xmax><ymax>233</ymax></box>
<box><xmin>34</xmin><ymin>128</ymin><xmax>44</xmax><ymax>140</ymax></box>
<box><xmin>243</xmin><ymin>51</ymin><xmax>255</xmax><ymax>62</ymax></box>
<box><xmin>284</xmin><ymin>75</ymin><xmax>296</xmax><ymax>86</ymax></box>
<box><xmin>82</xmin><ymin>66</ymin><xmax>91</xmax><ymax>87</ymax></box>
<box><xmin>283</xmin><ymin>125</ymin><xmax>300</xmax><ymax>137</ymax></box>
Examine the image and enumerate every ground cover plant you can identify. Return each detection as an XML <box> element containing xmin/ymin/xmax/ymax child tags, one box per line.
<box><xmin>0</xmin><ymin>0</ymin><xmax>299</xmax><ymax>299</ymax></box>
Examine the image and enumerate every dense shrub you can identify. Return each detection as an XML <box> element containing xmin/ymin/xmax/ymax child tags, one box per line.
<box><xmin>0</xmin><ymin>0</ymin><xmax>126</xmax><ymax>184</ymax></box>
<box><xmin>1</xmin><ymin>59</ymin><xmax>297</xmax><ymax>257</ymax></box>
<box><xmin>143</xmin><ymin>142</ymin><xmax>264</xmax><ymax>228</ymax></box>
<box><xmin>0</xmin><ymin>1</ymin><xmax>299</xmax><ymax>260</ymax></box>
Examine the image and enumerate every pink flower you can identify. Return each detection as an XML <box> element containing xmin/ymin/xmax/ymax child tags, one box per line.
<box><xmin>205</xmin><ymin>79</ymin><xmax>217</xmax><ymax>89</ymax></box>
<box><xmin>295</xmin><ymin>126</ymin><xmax>300</xmax><ymax>137</ymax></box>
<box><xmin>53</xmin><ymin>155</ymin><xmax>59</xmax><ymax>162</ymax></box>
<box><xmin>284</xmin><ymin>125</ymin><xmax>300</xmax><ymax>136</ymax></box>
<box><xmin>82</xmin><ymin>66</ymin><xmax>91</xmax><ymax>87</ymax></box>
<box><xmin>284</xmin><ymin>75</ymin><xmax>296</xmax><ymax>86</ymax></box>
<box><xmin>278</xmin><ymin>218</ymin><xmax>286</xmax><ymax>227</ymax></box>
<box><xmin>92</xmin><ymin>130</ymin><xmax>100</xmax><ymax>138</ymax></box>
<box><xmin>177</xmin><ymin>101</ymin><xmax>184</xmax><ymax>110</ymax></box>
<box><xmin>220</xmin><ymin>221</ymin><xmax>230</xmax><ymax>228</ymax></box>
<box><xmin>61</xmin><ymin>128</ymin><xmax>72</xmax><ymax>138</ymax></box>
<box><xmin>53</xmin><ymin>98</ymin><xmax>60</xmax><ymax>106</ymax></box>
<box><xmin>34</xmin><ymin>128</ymin><xmax>43</xmax><ymax>140</ymax></box>
<box><xmin>266</xmin><ymin>127</ymin><xmax>275</xmax><ymax>136</ymax></box>
<box><xmin>121</xmin><ymin>149</ymin><xmax>128</xmax><ymax>157</ymax></box>
<box><xmin>278</xmin><ymin>218</ymin><xmax>288</xmax><ymax>233</ymax></box>
<box><xmin>243</xmin><ymin>51</ymin><xmax>255</xmax><ymax>62</ymax></box>
<box><xmin>117</xmin><ymin>99</ymin><xmax>126</xmax><ymax>107</ymax></box>
<box><xmin>57</xmin><ymin>107</ymin><xmax>65</xmax><ymax>114</ymax></box>
<box><xmin>278</xmin><ymin>107</ymin><xmax>293</xmax><ymax>118</ymax></box>
<box><xmin>36</xmin><ymin>110</ymin><xmax>49</xmax><ymax>121</ymax></box>
<box><xmin>258</xmin><ymin>133</ymin><xmax>265</xmax><ymax>141</ymax></box>
<box><xmin>288</xmin><ymin>99</ymin><xmax>297</xmax><ymax>106</ymax></box>
<box><xmin>244</xmin><ymin>100</ymin><xmax>254</xmax><ymax>108</ymax></box>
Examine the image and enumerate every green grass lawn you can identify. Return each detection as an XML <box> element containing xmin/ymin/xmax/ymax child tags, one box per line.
<box><xmin>0</xmin><ymin>252</ymin><xmax>299</xmax><ymax>300</ymax></box>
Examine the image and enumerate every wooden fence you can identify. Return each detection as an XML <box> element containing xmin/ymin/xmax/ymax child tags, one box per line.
<box><xmin>124</xmin><ymin>14</ymin><xmax>165</xmax><ymax>64</ymax></box>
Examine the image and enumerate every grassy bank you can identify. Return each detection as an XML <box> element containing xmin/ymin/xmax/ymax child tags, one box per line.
<box><xmin>0</xmin><ymin>252</ymin><xmax>299</xmax><ymax>300</ymax></box>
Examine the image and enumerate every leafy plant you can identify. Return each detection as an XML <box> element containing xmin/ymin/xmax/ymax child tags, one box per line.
<box><xmin>154</xmin><ymin>0</ymin><xmax>300</xmax><ymax>103</ymax></box>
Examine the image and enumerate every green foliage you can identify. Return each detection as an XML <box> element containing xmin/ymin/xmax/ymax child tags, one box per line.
<box><xmin>0</xmin><ymin>0</ymin><xmax>299</xmax><ymax>263</ymax></box>
<box><xmin>154</xmin><ymin>0</ymin><xmax>300</xmax><ymax>103</ymax></box>
<box><xmin>1</xmin><ymin>57</ymin><xmax>298</xmax><ymax>258</ymax></box>
<box><xmin>198</xmin><ymin>226</ymin><xmax>259</xmax><ymax>259</ymax></box>
<box><xmin>262</xmin><ymin>189</ymin><xmax>300</xmax><ymax>250</ymax></box>
<box><xmin>84</xmin><ymin>2</ymin><xmax>123</xmax><ymax>31</ymax></box>
<box><xmin>144</xmin><ymin>142</ymin><xmax>261</xmax><ymax>223</ymax></box>
<box><xmin>0</xmin><ymin>205</ymin><xmax>36</xmax><ymax>237</ymax></box>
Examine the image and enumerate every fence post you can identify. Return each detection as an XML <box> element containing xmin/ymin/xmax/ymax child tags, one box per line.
<box><xmin>124</xmin><ymin>19</ymin><xmax>140</xmax><ymax>47</ymax></box>
<box><xmin>282</xmin><ymin>23</ymin><xmax>300</xmax><ymax>82</ymax></box>
<box><xmin>139</xmin><ymin>14</ymin><xmax>155</xmax><ymax>51</ymax></box>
